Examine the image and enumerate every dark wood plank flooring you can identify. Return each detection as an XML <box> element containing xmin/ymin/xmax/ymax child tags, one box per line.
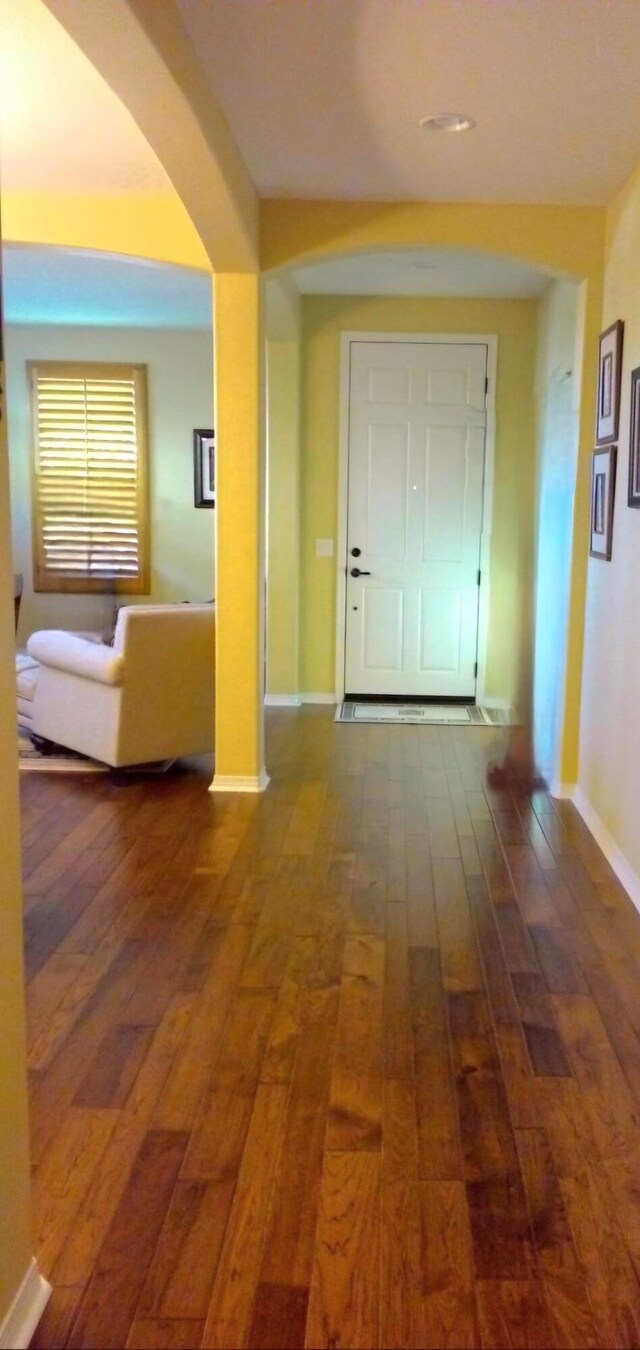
<box><xmin>23</xmin><ymin>708</ymin><xmax>640</xmax><ymax>1349</ymax></box>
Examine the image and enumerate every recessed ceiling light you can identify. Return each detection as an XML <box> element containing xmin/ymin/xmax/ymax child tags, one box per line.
<box><xmin>419</xmin><ymin>113</ymin><xmax>476</xmax><ymax>134</ymax></box>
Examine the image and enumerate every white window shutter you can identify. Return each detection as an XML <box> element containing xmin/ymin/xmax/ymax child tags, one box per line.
<box><xmin>31</xmin><ymin>363</ymin><xmax>149</xmax><ymax>593</ymax></box>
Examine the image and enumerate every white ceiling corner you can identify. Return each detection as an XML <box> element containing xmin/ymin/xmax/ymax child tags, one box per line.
<box><xmin>0</xmin><ymin>0</ymin><xmax>170</xmax><ymax>195</ymax></box>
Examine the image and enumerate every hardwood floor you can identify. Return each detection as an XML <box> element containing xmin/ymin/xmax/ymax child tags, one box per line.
<box><xmin>22</xmin><ymin>708</ymin><xmax>640</xmax><ymax>1349</ymax></box>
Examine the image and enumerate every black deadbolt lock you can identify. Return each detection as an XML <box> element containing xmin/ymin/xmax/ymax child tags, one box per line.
<box><xmin>351</xmin><ymin>547</ymin><xmax>361</xmax><ymax>557</ymax></box>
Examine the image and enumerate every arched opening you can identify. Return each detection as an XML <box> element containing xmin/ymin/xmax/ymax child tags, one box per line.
<box><xmin>0</xmin><ymin>0</ymin><xmax>263</xmax><ymax>1327</ymax></box>
<box><xmin>264</xmin><ymin>244</ymin><xmax>583</xmax><ymax>790</ymax></box>
<box><xmin>4</xmin><ymin>243</ymin><xmax>215</xmax><ymax>651</ymax></box>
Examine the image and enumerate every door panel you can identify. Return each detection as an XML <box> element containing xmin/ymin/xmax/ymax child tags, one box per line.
<box><xmin>423</xmin><ymin>426</ymin><xmax>468</xmax><ymax>561</ymax></box>
<box><xmin>368</xmin><ymin>366</ymin><xmax>410</xmax><ymax>404</ymax></box>
<box><xmin>366</xmin><ymin>426</ymin><xmax>409</xmax><ymax>558</ymax></box>
<box><xmin>345</xmin><ymin>341</ymin><xmax>487</xmax><ymax>698</ymax></box>
<box><xmin>419</xmin><ymin>588</ymin><xmax>462</xmax><ymax>673</ymax></box>
<box><xmin>426</xmin><ymin>365</ymin><xmax>469</xmax><ymax>406</ymax></box>
<box><xmin>362</xmin><ymin>588</ymin><xmax>404</xmax><ymax>670</ymax></box>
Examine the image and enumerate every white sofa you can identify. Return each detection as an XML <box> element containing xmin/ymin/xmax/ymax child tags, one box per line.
<box><xmin>26</xmin><ymin>604</ymin><xmax>215</xmax><ymax>767</ymax></box>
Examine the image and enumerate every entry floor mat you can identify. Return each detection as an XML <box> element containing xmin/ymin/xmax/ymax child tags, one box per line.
<box><xmin>335</xmin><ymin>702</ymin><xmax>513</xmax><ymax>726</ymax></box>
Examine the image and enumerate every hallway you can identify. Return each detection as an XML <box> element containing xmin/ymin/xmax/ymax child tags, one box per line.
<box><xmin>25</xmin><ymin>708</ymin><xmax>640</xmax><ymax>1349</ymax></box>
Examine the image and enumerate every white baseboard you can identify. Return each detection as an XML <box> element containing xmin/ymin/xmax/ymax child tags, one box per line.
<box><xmin>482</xmin><ymin>696</ymin><xmax>510</xmax><ymax>710</ymax></box>
<box><xmin>571</xmin><ymin>785</ymin><xmax>640</xmax><ymax>915</ymax></box>
<box><xmin>300</xmin><ymin>693</ymin><xmax>335</xmax><ymax>705</ymax></box>
<box><xmin>549</xmin><ymin>780</ymin><xmax>576</xmax><ymax>800</ymax></box>
<box><xmin>0</xmin><ymin>1259</ymin><xmax>51</xmax><ymax>1350</ymax></box>
<box><xmin>264</xmin><ymin>694</ymin><xmax>301</xmax><ymax>707</ymax></box>
<box><xmin>209</xmin><ymin>769</ymin><xmax>270</xmax><ymax>794</ymax></box>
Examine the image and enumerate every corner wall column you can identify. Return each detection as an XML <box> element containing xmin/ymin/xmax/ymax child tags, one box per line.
<box><xmin>211</xmin><ymin>271</ymin><xmax>267</xmax><ymax>792</ymax></box>
<box><xmin>0</xmin><ymin>223</ymin><xmax>51</xmax><ymax>1340</ymax></box>
<box><xmin>558</xmin><ymin>274</ymin><xmax>603</xmax><ymax>787</ymax></box>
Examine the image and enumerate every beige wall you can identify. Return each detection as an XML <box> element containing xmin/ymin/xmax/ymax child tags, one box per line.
<box><xmin>0</xmin><ymin>324</ymin><xmax>33</xmax><ymax>1327</ymax></box>
<box><xmin>6</xmin><ymin>324</ymin><xmax>215</xmax><ymax>643</ymax></box>
<box><xmin>299</xmin><ymin>293</ymin><xmax>537</xmax><ymax>703</ymax></box>
<box><xmin>578</xmin><ymin>159</ymin><xmax>640</xmax><ymax>872</ymax></box>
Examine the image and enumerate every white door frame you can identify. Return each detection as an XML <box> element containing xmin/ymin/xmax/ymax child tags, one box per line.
<box><xmin>335</xmin><ymin>331</ymin><xmax>498</xmax><ymax>703</ymax></box>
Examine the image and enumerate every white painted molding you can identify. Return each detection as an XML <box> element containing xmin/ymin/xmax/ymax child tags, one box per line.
<box><xmin>482</xmin><ymin>696</ymin><xmax>510</xmax><ymax>711</ymax></box>
<box><xmin>209</xmin><ymin>770</ymin><xmax>270</xmax><ymax>794</ymax></box>
<box><xmin>300</xmin><ymin>693</ymin><xmax>335</xmax><ymax>705</ymax></box>
<box><xmin>264</xmin><ymin>694</ymin><xmax>301</xmax><ymax>707</ymax></box>
<box><xmin>549</xmin><ymin>780</ymin><xmax>575</xmax><ymax>800</ymax></box>
<box><xmin>572</xmin><ymin>786</ymin><xmax>640</xmax><ymax>916</ymax></box>
<box><xmin>0</xmin><ymin>1259</ymin><xmax>51</xmax><ymax>1350</ymax></box>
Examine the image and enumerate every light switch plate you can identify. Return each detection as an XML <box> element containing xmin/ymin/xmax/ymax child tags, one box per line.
<box><xmin>315</xmin><ymin>538</ymin><xmax>334</xmax><ymax>557</ymax></box>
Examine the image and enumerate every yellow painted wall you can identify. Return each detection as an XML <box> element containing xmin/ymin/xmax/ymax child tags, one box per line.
<box><xmin>299</xmin><ymin>294</ymin><xmax>537</xmax><ymax>701</ymax></box>
<box><xmin>0</xmin><ymin>323</ymin><xmax>33</xmax><ymax>1328</ymax></box>
<box><xmin>213</xmin><ymin>272</ymin><xmax>265</xmax><ymax>784</ymax></box>
<box><xmin>41</xmin><ymin>0</ymin><xmax>259</xmax><ymax>272</ymax></box>
<box><xmin>261</xmin><ymin>200</ymin><xmax>604</xmax><ymax>280</ymax></box>
<box><xmin>2</xmin><ymin>192</ymin><xmax>210</xmax><ymax>272</ymax></box>
<box><xmin>265</xmin><ymin>277</ymin><xmax>301</xmax><ymax>696</ymax></box>
<box><xmin>578</xmin><ymin>159</ymin><xmax>640</xmax><ymax>869</ymax></box>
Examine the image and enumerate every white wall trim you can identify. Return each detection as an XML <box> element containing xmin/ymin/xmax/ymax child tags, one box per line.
<box><xmin>572</xmin><ymin>786</ymin><xmax>640</xmax><ymax>916</ymax></box>
<box><xmin>264</xmin><ymin>694</ymin><xmax>301</xmax><ymax>707</ymax></box>
<box><xmin>334</xmin><ymin>331</ymin><xmax>498</xmax><ymax>704</ymax></box>
<box><xmin>549</xmin><ymin>780</ymin><xmax>575</xmax><ymax>800</ymax></box>
<box><xmin>0</xmin><ymin>1259</ymin><xmax>51</xmax><ymax>1350</ymax></box>
<box><xmin>482</xmin><ymin>695</ymin><xmax>510</xmax><ymax>711</ymax></box>
<box><xmin>300</xmin><ymin>692</ymin><xmax>335</xmax><ymax>705</ymax></box>
<box><xmin>210</xmin><ymin>770</ymin><xmax>270</xmax><ymax>793</ymax></box>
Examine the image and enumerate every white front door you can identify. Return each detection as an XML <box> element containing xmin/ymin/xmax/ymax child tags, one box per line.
<box><xmin>344</xmin><ymin>340</ymin><xmax>487</xmax><ymax>698</ymax></box>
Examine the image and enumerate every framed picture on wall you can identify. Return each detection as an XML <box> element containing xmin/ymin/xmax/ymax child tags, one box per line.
<box><xmin>628</xmin><ymin>366</ymin><xmax>640</xmax><ymax>507</ymax></box>
<box><xmin>194</xmin><ymin>428</ymin><xmax>215</xmax><ymax>508</ymax></box>
<box><xmin>590</xmin><ymin>445</ymin><xmax>617</xmax><ymax>559</ymax></box>
<box><xmin>596</xmin><ymin>320</ymin><xmax>624</xmax><ymax>444</ymax></box>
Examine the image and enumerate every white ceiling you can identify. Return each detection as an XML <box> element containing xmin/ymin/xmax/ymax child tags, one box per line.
<box><xmin>177</xmin><ymin>0</ymin><xmax>640</xmax><ymax>205</ymax></box>
<box><xmin>2</xmin><ymin>0</ymin><xmax>640</xmax><ymax>263</ymax></box>
<box><xmin>292</xmin><ymin>249</ymin><xmax>551</xmax><ymax>299</ymax></box>
<box><xmin>0</xmin><ymin>0</ymin><xmax>169</xmax><ymax>193</ymax></box>
<box><xmin>5</xmin><ymin>0</ymin><xmax>640</xmax><ymax>210</ymax></box>
<box><xmin>1</xmin><ymin>245</ymin><xmax>212</xmax><ymax>328</ymax></box>
<box><xmin>0</xmin><ymin>0</ymin><xmax>634</xmax><ymax>310</ymax></box>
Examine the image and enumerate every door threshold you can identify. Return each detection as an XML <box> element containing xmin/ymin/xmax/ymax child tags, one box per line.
<box><xmin>344</xmin><ymin>693</ymin><xmax>475</xmax><ymax>706</ymax></box>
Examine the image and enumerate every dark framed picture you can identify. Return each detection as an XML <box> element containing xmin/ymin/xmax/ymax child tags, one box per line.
<box><xmin>628</xmin><ymin>366</ymin><xmax>640</xmax><ymax>507</ymax></box>
<box><xmin>590</xmin><ymin>445</ymin><xmax>617</xmax><ymax>560</ymax></box>
<box><xmin>596</xmin><ymin>320</ymin><xmax>624</xmax><ymax>444</ymax></box>
<box><xmin>194</xmin><ymin>428</ymin><xmax>215</xmax><ymax>508</ymax></box>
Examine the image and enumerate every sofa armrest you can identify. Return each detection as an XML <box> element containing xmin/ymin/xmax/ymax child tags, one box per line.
<box><xmin>27</xmin><ymin>631</ymin><xmax>124</xmax><ymax>686</ymax></box>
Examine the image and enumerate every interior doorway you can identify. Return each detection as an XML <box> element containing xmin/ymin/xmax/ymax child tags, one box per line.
<box><xmin>336</xmin><ymin>333</ymin><xmax>496</xmax><ymax>701</ymax></box>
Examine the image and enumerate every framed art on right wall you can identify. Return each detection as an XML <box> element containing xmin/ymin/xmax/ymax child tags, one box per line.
<box><xmin>193</xmin><ymin>428</ymin><xmax>215</xmax><ymax>508</ymax></box>
<box><xmin>596</xmin><ymin>319</ymin><xmax>624</xmax><ymax>444</ymax></box>
<box><xmin>590</xmin><ymin>444</ymin><xmax>617</xmax><ymax>560</ymax></box>
<box><xmin>628</xmin><ymin>365</ymin><xmax>640</xmax><ymax>507</ymax></box>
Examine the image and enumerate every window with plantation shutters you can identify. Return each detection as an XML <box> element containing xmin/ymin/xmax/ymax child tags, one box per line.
<box><xmin>30</xmin><ymin>362</ymin><xmax>149</xmax><ymax>594</ymax></box>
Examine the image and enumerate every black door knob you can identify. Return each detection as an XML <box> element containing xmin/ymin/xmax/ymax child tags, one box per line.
<box><xmin>350</xmin><ymin>567</ymin><xmax>371</xmax><ymax>577</ymax></box>
<box><xmin>351</xmin><ymin>547</ymin><xmax>361</xmax><ymax>557</ymax></box>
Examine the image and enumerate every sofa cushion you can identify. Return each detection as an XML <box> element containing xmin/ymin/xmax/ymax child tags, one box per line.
<box><xmin>27</xmin><ymin>631</ymin><xmax>124</xmax><ymax>686</ymax></box>
<box><xmin>18</xmin><ymin>695</ymin><xmax>35</xmax><ymax>725</ymax></box>
<box><xmin>16</xmin><ymin>653</ymin><xmax>40</xmax><ymax>702</ymax></box>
